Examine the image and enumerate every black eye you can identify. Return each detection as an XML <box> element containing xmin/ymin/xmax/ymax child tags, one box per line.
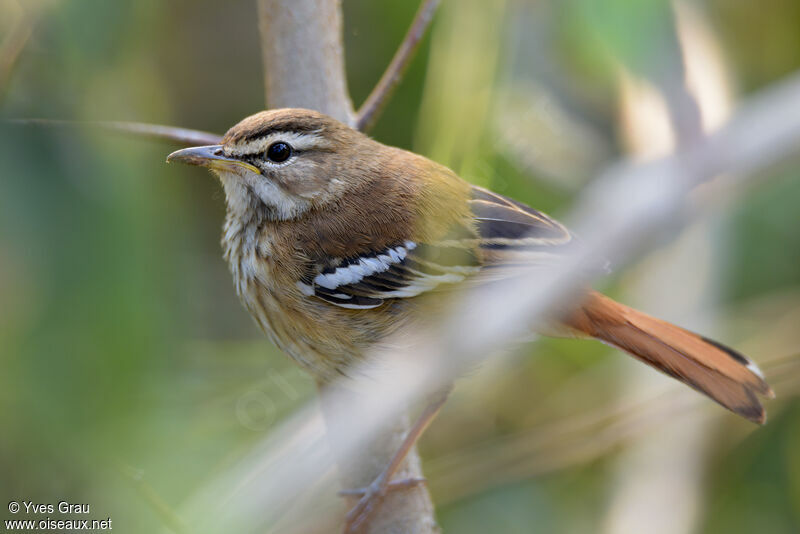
<box><xmin>266</xmin><ymin>142</ymin><xmax>292</xmax><ymax>163</ymax></box>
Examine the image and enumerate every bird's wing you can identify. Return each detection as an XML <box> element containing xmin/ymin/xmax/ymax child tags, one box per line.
<box><xmin>465</xmin><ymin>185</ymin><xmax>573</xmax><ymax>267</ymax></box>
<box><xmin>299</xmin><ymin>185</ymin><xmax>575</xmax><ymax>309</ymax></box>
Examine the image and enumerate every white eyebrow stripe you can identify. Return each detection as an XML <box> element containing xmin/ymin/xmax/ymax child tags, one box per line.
<box><xmin>226</xmin><ymin>131</ymin><xmax>331</xmax><ymax>156</ymax></box>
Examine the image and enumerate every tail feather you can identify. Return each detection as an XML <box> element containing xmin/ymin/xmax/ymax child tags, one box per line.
<box><xmin>566</xmin><ymin>291</ymin><xmax>774</xmax><ymax>424</ymax></box>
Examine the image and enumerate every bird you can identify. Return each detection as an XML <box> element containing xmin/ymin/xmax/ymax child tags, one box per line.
<box><xmin>167</xmin><ymin>107</ymin><xmax>773</xmax><ymax>531</ymax></box>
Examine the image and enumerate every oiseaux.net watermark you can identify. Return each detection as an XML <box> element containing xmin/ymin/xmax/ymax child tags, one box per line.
<box><xmin>5</xmin><ymin>501</ymin><xmax>111</xmax><ymax>531</ymax></box>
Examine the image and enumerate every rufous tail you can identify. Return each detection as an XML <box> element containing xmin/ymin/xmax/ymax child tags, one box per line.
<box><xmin>565</xmin><ymin>291</ymin><xmax>774</xmax><ymax>424</ymax></box>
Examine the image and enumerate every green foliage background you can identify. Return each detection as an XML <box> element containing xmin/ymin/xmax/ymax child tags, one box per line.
<box><xmin>1</xmin><ymin>0</ymin><xmax>799</xmax><ymax>532</ymax></box>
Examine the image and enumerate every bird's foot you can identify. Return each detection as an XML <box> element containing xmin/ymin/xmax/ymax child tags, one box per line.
<box><xmin>340</xmin><ymin>474</ymin><xmax>427</xmax><ymax>533</ymax></box>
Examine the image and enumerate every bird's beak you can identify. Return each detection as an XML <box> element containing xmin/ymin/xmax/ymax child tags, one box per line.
<box><xmin>166</xmin><ymin>144</ymin><xmax>261</xmax><ymax>174</ymax></box>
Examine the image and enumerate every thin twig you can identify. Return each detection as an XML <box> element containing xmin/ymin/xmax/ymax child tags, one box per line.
<box><xmin>7</xmin><ymin>119</ymin><xmax>222</xmax><ymax>146</ymax></box>
<box><xmin>355</xmin><ymin>0</ymin><xmax>441</xmax><ymax>131</ymax></box>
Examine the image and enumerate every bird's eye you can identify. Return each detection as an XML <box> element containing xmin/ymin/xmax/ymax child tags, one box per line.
<box><xmin>266</xmin><ymin>142</ymin><xmax>292</xmax><ymax>163</ymax></box>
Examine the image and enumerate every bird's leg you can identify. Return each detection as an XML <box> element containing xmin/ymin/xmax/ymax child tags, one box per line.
<box><xmin>341</xmin><ymin>388</ymin><xmax>451</xmax><ymax>534</ymax></box>
<box><xmin>337</xmin><ymin>477</ymin><xmax>427</xmax><ymax>497</ymax></box>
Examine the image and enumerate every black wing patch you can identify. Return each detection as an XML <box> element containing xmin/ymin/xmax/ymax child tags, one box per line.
<box><xmin>298</xmin><ymin>241</ymin><xmax>479</xmax><ymax>310</ymax></box>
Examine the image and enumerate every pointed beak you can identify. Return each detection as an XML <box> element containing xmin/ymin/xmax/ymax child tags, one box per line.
<box><xmin>166</xmin><ymin>145</ymin><xmax>260</xmax><ymax>173</ymax></box>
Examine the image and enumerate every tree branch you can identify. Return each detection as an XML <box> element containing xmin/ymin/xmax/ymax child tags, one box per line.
<box><xmin>257</xmin><ymin>0</ymin><xmax>355</xmax><ymax>126</ymax></box>
<box><xmin>257</xmin><ymin>1</ymin><xmax>437</xmax><ymax>533</ymax></box>
<box><xmin>355</xmin><ymin>0</ymin><xmax>441</xmax><ymax>131</ymax></box>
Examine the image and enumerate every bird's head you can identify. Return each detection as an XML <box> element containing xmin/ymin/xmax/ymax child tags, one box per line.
<box><xmin>167</xmin><ymin>108</ymin><xmax>371</xmax><ymax>220</ymax></box>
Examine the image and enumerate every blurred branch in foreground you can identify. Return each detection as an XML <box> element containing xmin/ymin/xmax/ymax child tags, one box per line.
<box><xmin>427</xmin><ymin>347</ymin><xmax>800</xmax><ymax>506</ymax></box>
<box><xmin>179</xmin><ymin>69</ymin><xmax>800</xmax><ymax>534</ymax></box>
<box><xmin>433</xmin><ymin>289</ymin><xmax>800</xmax><ymax>507</ymax></box>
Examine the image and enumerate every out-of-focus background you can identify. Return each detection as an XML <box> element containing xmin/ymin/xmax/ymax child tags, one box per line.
<box><xmin>1</xmin><ymin>0</ymin><xmax>799</xmax><ymax>532</ymax></box>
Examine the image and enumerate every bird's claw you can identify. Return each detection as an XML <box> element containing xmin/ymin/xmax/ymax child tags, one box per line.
<box><xmin>340</xmin><ymin>476</ymin><xmax>427</xmax><ymax>533</ymax></box>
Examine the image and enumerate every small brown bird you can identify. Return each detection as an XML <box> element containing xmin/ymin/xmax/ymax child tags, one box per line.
<box><xmin>168</xmin><ymin>108</ymin><xmax>773</xmax><ymax>529</ymax></box>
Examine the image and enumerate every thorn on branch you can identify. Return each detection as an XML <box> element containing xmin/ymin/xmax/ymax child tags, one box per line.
<box><xmin>355</xmin><ymin>0</ymin><xmax>441</xmax><ymax>132</ymax></box>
